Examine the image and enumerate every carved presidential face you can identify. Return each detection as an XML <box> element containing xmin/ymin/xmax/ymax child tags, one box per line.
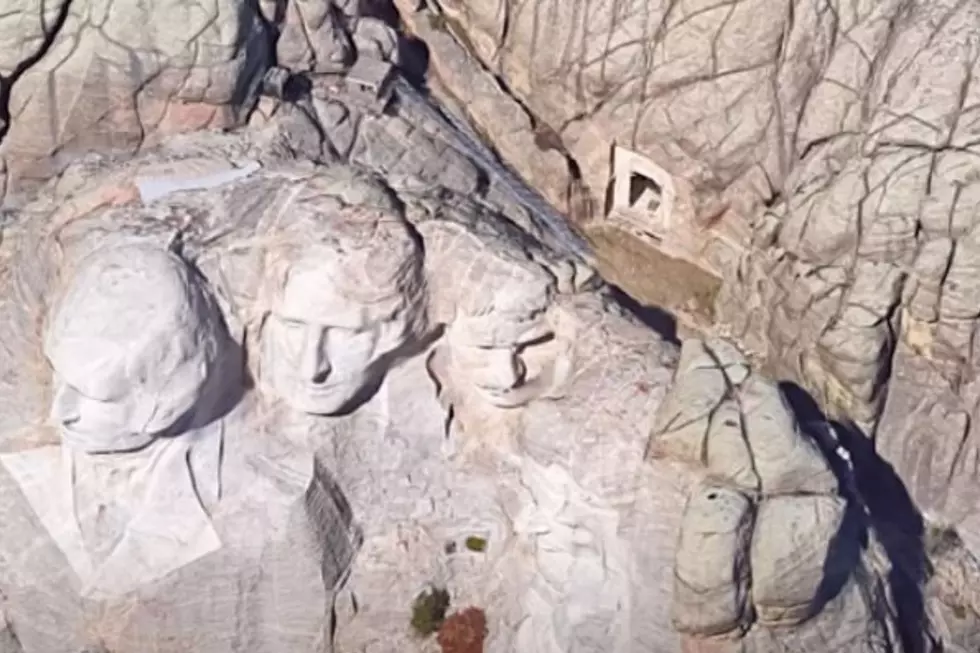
<box><xmin>43</xmin><ymin>246</ymin><xmax>224</xmax><ymax>454</ymax></box>
<box><xmin>440</xmin><ymin>256</ymin><xmax>576</xmax><ymax>410</ymax></box>
<box><xmin>419</xmin><ymin>222</ymin><xmax>577</xmax><ymax>411</ymax></box>
<box><xmin>252</xmin><ymin>173</ymin><xmax>425</xmax><ymax>415</ymax></box>
<box><xmin>447</xmin><ymin>307</ymin><xmax>572</xmax><ymax>409</ymax></box>
<box><xmin>259</xmin><ymin>255</ymin><xmax>416</xmax><ymax>415</ymax></box>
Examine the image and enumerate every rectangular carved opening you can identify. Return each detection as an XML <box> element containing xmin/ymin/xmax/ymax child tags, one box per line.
<box><xmin>628</xmin><ymin>172</ymin><xmax>662</xmax><ymax>214</ymax></box>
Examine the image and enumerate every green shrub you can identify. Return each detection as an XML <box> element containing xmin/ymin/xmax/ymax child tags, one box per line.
<box><xmin>464</xmin><ymin>536</ymin><xmax>487</xmax><ymax>553</ymax></box>
<box><xmin>410</xmin><ymin>586</ymin><xmax>451</xmax><ymax>637</ymax></box>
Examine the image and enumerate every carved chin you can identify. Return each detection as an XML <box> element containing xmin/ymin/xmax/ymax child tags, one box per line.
<box><xmin>470</xmin><ymin>363</ymin><xmax>571</xmax><ymax>409</ymax></box>
<box><xmin>60</xmin><ymin>426</ymin><xmax>154</xmax><ymax>454</ymax></box>
<box><xmin>277</xmin><ymin>379</ymin><xmax>365</xmax><ymax>416</ymax></box>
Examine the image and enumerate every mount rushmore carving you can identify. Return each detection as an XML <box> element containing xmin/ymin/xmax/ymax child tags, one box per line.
<box><xmin>0</xmin><ymin>111</ymin><xmax>953</xmax><ymax>652</ymax></box>
<box><xmin>0</xmin><ymin>0</ymin><xmax>979</xmax><ymax>651</ymax></box>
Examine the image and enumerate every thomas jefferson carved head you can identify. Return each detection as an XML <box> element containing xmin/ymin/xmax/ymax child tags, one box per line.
<box><xmin>253</xmin><ymin>171</ymin><xmax>427</xmax><ymax>415</ymax></box>
<box><xmin>43</xmin><ymin>244</ymin><xmax>228</xmax><ymax>454</ymax></box>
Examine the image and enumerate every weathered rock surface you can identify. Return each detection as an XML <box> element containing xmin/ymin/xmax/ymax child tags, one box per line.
<box><xmin>0</xmin><ymin>106</ymin><xmax>924</xmax><ymax>651</ymax></box>
<box><xmin>391</xmin><ymin>0</ymin><xmax>980</xmax><ymax>572</ymax></box>
<box><xmin>8</xmin><ymin>0</ymin><xmax>980</xmax><ymax>586</ymax></box>
<box><xmin>0</xmin><ymin>0</ymin><xmax>270</xmax><ymax>190</ymax></box>
<box><xmin>672</xmin><ymin>484</ymin><xmax>754</xmax><ymax>638</ymax></box>
<box><xmin>0</xmin><ymin>3</ymin><xmax>976</xmax><ymax>649</ymax></box>
<box><xmin>0</xmin><ymin>0</ymin><xmax>412</xmax><ymax>198</ymax></box>
<box><xmin>651</xmin><ymin>338</ymin><xmax>904</xmax><ymax>652</ymax></box>
<box><xmin>751</xmin><ymin>494</ymin><xmax>850</xmax><ymax>626</ymax></box>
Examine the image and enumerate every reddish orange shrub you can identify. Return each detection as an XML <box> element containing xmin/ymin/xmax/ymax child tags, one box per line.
<box><xmin>436</xmin><ymin>607</ymin><xmax>487</xmax><ymax>653</ymax></box>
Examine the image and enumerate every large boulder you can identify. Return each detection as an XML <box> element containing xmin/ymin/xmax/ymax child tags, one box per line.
<box><xmin>653</xmin><ymin>338</ymin><xmax>904</xmax><ymax>652</ymax></box>
<box><xmin>672</xmin><ymin>484</ymin><xmax>754</xmax><ymax>637</ymax></box>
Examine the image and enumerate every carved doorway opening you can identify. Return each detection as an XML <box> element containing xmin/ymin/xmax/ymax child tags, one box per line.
<box><xmin>607</xmin><ymin>146</ymin><xmax>676</xmax><ymax>242</ymax></box>
<box><xmin>628</xmin><ymin>172</ymin><xmax>663</xmax><ymax>214</ymax></box>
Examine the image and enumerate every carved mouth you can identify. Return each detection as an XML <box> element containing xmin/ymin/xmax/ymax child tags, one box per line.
<box><xmin>299</xmin><ymin>377</ymin><xmax>360</xmax><ymax>397</ymax></box>
<box><xmin>302</xmin><ymin>382</ymin><xmax>347</xmax><ymax>395</ymax></box>
<box><xmin>475</xmin><ymin>384</ymin><xmax>536</xmax><ymax>407</ymax></box>
<box><xmin>289</xmin><ymin>378</ymin><xmax>364</xmax><ymax>411</ymax></box>
<box><xmin>477</xmin><ymin>385</ymin><xmax>520</xmax><ymax>397</ymax></box>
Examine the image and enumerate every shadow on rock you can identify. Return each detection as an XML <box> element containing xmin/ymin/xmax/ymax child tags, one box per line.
<box><xmin>780</xmin><ymin>381</ymin><xmax>934</xmax><ymax>653</ymax></box>
<box><xmin>606</xmin><ymin>284</ymin><xmax>679</xmax><ymax>346</ymax></box>
<box><xmin>367</xmin><ymin>0</ymin><xmax>431</xmax><ymax>89</ymax></box>
<box><xmin>838</xmin><ymin>417</ymin><xmax>937</xmax><ymax>653</ymax></box>
<box><xmin>815</xmin><ymin>499</ymin><xmax>869</xmax><ymax>616</ymax></box>
<box><xmin>396</xmin><ymin>34</ymin><xmax>430</xmax><ymax>89</ymax></box>
<box><xmin>776</xmin><ymin>383</ymin><xmax>870</xmax><ymax>624</ymax></box>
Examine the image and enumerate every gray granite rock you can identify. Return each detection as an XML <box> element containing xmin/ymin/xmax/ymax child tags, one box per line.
<box><xmin>0</xmin><ymin>4</ymin><xmax>970</xmax><ymax>648</ymax></box>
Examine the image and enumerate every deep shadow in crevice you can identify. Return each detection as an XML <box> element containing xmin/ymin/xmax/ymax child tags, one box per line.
<box><xmin>360</xmin><ymin>0</ymin><xmax>431</xmax><ymax>91</ymax></box>
<box><xmin>779</xmin><ymin>381</ymin><xmax>933</xmax><ymax>653</ymax></box>
<box><xmin>281</xmin><ymin>73</ymin><xmax>312</xmax><ymax>103</ymax></box>
<box><xmin>396</xmin><ymin>34</ymin><xmax>430</xmax><ymax>89</ymax></box>
<box><xmin>836</xmin><ymin>417</ymin><xmax>935</xmax><ymax>653</ymax></box>
<box><xmin>605</xmin><ymin>284</ymin><xmax>679</xmax><ymax>346</ymax></box>
<box><xmin>776</xmin><ymin>383</ymin><xmax>870</xmax><ymax>626</ymax></box>
<box><xmin>359</xmin><ymin>0</ymin><xmax>401</xmax><ymax>23</ymax></box>
<box><xmin>236</xmin><ymin>0</ymin><xmax>281</xmax><ymax>117</ymax></box>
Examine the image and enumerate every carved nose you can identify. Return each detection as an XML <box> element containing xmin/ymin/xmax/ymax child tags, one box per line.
<box><xmin>304</xmin><ymin>354</ymin><xmax>332</xmax><ymax>385</ymax></box>
<box><xmin>302</xmin><ymin>329</ymin><xmax>332</xmax><ymax>385</ymax></box>
<box><xmin>485</xmin><ymin>350</ymin><xmax>526</xmax><ymax>390</ymax></box>
<box><xmin>311</xmin><ymin>367</ymin><xmax>331</xmax><ymax>384</ymax></box>
<box><xmin>507</xmin><ymin>354</ymin><xmax>528</xmax><ymax>389</ymax></box>
<box><xmin>50</xmin><ymin>383</ymin><xmax>81</xmax><ymax>426</ymax></box>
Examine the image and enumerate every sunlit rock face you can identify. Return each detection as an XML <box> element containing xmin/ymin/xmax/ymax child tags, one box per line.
<box><xmin>0</xmin><ymin>0</ymin><xmax>272</xmax><ymax>192</ymax></box>
<box><xmin>0</xmin><ymin>10</ymin><xmax>973</xmax><ymax>648</ymax></box>
<box><xmin>0</xmin><ymin>0</ymin><xmax>403</xmax><ymax>198</ymax></box>
<box><xmin>0</xmin><ymin>167</ymin><xmax>362</xmax><ymax>653</ymax></box>
<box><xmin>2</xmin><ymin>244</ymin><xmax>232</xmax><ymax>602</ymax></box>
<box><xmin>44</xmin><ymin>245</ymin><xmax>227</xmax><ymax>454</ymax></box>
<box><xmin>250</xmin><ymin>172</ymin><xmax>427</xmax><ymax>416</ymax></box>
<box><xmin>389</xmin><ymin>1</ymin><xmax>980</xmax><ymax>574</ymax></box>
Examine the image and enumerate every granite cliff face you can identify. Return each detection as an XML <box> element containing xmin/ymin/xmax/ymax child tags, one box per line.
<box><xmin>0</xmin><ymin>0</ymin><xmax>398</xmax><ymax>193</ymax></box>
<box><xmin>0</xmin><ymin>1</ymin><xmax>978</xmax><ymax>652</ymax></box>
<box><xmin>391</xmin><ymin>0</ymin><xmax>980</xmax><ymax>558</ymax></box>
